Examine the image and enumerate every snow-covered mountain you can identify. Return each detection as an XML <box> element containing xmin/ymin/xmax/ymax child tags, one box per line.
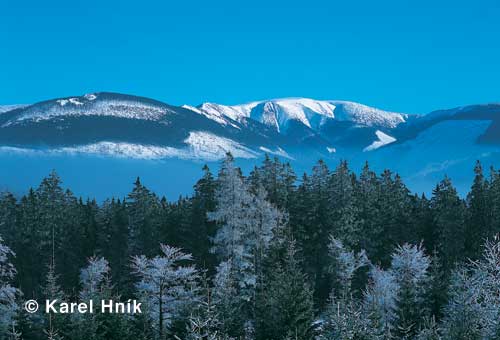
<box><xmin>195</xmin><ymin>98</ymin><xmax>408</xmax><ymax>133</ymax></box>
<box><xmin>0</xmin><ymin>92</ymin><xmax>499</xmax><ymax>198</ymax></box>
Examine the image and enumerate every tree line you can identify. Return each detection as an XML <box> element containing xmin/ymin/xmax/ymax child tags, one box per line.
<box><xmin>0</xmin><ymin>153</ymin><xmax>499</xmax><ymax>339</ymax></box>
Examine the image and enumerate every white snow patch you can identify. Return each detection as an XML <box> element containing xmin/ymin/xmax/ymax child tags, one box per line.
<box><xmin>61</xmin><ymin>143</ymin><xmax>183</xmax><ymax>159</ymax></box>
<box><xmin>363</xmin><ymin>130</ymin><xmax>397</xmax><ymax>152</ymax></box>
<box><xmin>185</xmin><ymin>104</ymin><xmax>241</xmax><ymax>129</ymax></box>
<box><xmin>0</xmin><ymin>134</ymin><xmax>258</xmax><ymax>161</ymax></box>
<box><xmin>57</xmin><ymin>99</ymin><xmax>69</xmax><ymax>106</ymax></box>
<box><xmin>185</xmin><ymin>131</ymin><xmax>258</xmax><ymax>160</ymax></box>
<box><xmin>84</xmin><ymin>93</ymin><xmax>97</xmax><ymax>101</ymax></box>
<box><xmin>0</xmin><ymin>143</ymin><xmax>183</xmax><ymax>159</ymax></box>
<box><xmin>259</xmin><ymin>146</ymin><xmax>294</xmax><ymax>160</ymax></box>
<box><xmin>69</xmin><ymin>98</ymin><xmax>84</xmax><ymax>105</ymax></box>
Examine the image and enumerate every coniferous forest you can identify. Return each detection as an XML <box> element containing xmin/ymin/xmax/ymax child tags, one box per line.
<box><xmin>0</xmin><ymin>154</ymin><xmax>500</xmax><ymax>340</ymax></box>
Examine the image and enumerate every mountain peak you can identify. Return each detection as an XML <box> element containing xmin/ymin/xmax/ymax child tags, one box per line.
<box><xmin>195</xmin><ymin>97</ymin><xmax>408</xmax><ymax>132</ymax></box>
<box><xmin>1</xmin><ymin>92</ymin><xmax>177</xmax><ymax>127</ymax></box>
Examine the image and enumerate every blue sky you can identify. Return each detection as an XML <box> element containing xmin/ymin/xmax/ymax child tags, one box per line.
<box><xmin>1</xmin><ymin>0</ymin><xmax>499</xmax><ymax>113</ymax></box>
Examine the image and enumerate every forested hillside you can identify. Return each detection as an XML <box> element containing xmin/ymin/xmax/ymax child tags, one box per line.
<box><xmin>0</xmin><ymin>154</ymin><xmax>499</xmax><ymax>339</ymax></box>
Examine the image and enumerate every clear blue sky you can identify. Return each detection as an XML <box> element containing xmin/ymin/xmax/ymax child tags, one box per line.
<box><xmin>2</xmin><ymin>0</ymin><xmax>499</xmax><ymax>113</ymax></box>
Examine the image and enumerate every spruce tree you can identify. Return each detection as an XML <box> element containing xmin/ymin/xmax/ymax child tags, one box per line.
<box><xmin>126</xmin><ymin>177</ymin><xmax>162</xmax><ymax>257</ymax></box>
<box><xmin>357</xmin><ymin>162</ymin><xmax>383</xmax><ymax>264</ymax></box>
<box><xmin>209</xmin><ymin>153</ymin><xmax>285</xmax><ymax>302</ymax></box>
<box><xmin>75</xmin><ymin>257</ymin><xmax>131</xmax><ymax>340</ymax></box>
<box><xmin>430</xmin><ymin>177</ymin><xmax>467</xmax><ymax>273</ymax></box>
<box><xmin>255</xmin><ymin>240</ymin><xmax>314</xmax><ymax>340</ymax></box>
<box><xmin>465</xmin><ymin>161</ymin><xmax>492</xmax><ymax>259</ymax></box>
<box><xmin>211</xmin><ymin>260</ymin><xmax>245</xmax><ymax>337</ymax></box>
<box><xmin>363</xmin><ymin>266</ymin><xmax>397</xmax><ymax>338</ymax></box>
<box><xmin>328</xmin><ymin>161</ymin><xmax>362</xmax><ymax>250</ymax></box>
<box><xmin>391</xmin><ymin>244</ymin><xmax>431</xmax><ymax>338</ymax></box>
<box><xmin>190</xmin><ymin>165</ymin><xmax>217</xmax><ymax>274</ymax></box>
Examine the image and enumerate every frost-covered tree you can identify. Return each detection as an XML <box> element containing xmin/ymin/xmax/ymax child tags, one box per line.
<box><xmin>132</xmin><ymin>244</ymin><xmax>199</xmax><ymax>339</ymax></box>
<box><xmin>363</xmin><ymin>266</ymin><xmax>397</xmax><ymax>338</ymax></box>
<box><xmin>186</xmin><ymin>278</ymin><xmax>230</xmax><ymax>340</ymax></box>
<box><xmin>328</xmin><ymin>236</ymin><xmax>369</xmax><ymax>299</ymax></box>
<box><xmin>0</xmin><ymin>236</ymin><xmax>20</xmax><ymax>339</ymax></box>
<box><xmin>79</xmin><ymin>257</ymin><xmax>110</xmax><ymax>301</ymax></box>
<box><xmin>211</xmin><ymin>260</ymin><xmax>244</xmax><ymax>337</ymax></box>
<box><xmin>391</xmin><ymin>243</ymin><xmax>431</xmax><ymax>338</ymax></box>
<box><xmin>321</xmin><ymin>238</ymin><xmax>370</xmax><ymax>340</ymax></box>
<box><xmin>441</xmin><ymin>235</ymin><xmax>500</xmax><ymax>340</ymax></box>
<box><xmin>42</xmin><ymin>262</ymin><xmax>68</xmax><ymax>340</ymax></box>
<box><xmin>321</xmin><ymin>299</ymin><xmax>370</xmax><ymax>340</ymax></box>
<box><xmin>209</xmin><ymin>154</ymin><xmax>257</xmax><ymax>296</ymax></box>
<box><xmin>75</xmin><ymin>257</ymin><xmax>111</xmax><ymax>340</ymax></box>
<box><xmin>416</xmin><ymin>317</ymin><xmax>441</xmax><ymax>340</ymax></box>
<box><xmin>248</xmin><ymin>185</ymin><xmax>287</xmax><ymax>283</ymax></box>
<box><xmin>440</xmin><ymin>269</ymin><xmax>483</xmax><ymax>340</ymax></box>
<box><xmin>75</xmin><ymin>256</ymin><xmax>131</xmax><ymax>340</ymax></box>
<box><xmin>209</xmin><ymin>154</ymin><xmax>285</xmax><ymax>301</ymax></box>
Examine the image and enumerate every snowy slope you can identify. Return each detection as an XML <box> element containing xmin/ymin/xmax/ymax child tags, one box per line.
<box><xmin>2</xmin><ymin>93</ymin><xmax>174</xmax><ymax>127</ymax></box>
<box><xmin>0</xmin><ymin>105</ymin><xmax>27</xmax><ymax>113</ymax></box>
<box><xmin>196</xmin><ymin>98</ymin><xmax>408</xmax><ymax>133</ymax></box>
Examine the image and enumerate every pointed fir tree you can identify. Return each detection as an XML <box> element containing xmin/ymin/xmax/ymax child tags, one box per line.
<box><xmin>328</xmin><ymin>161</ymin><xmax>363</xmax><ymax>250</ymax></box>
<box><xmin>255</xmin><ymin>239</ymin><xmax>314</xmax><ymax>340</ymax></box>
<box><xmin>430</xmin><ymin>176</ymin><xmax>467</xmax><ymax>273</ymax></box>
<box><xmin>126</xmin><ymin>177</ymin><xmax>162</xmax><ymax>257</ymax></box>
<box><xmin>465</xmin><ymin>161</ymin><xmax>492</xmax><ymax>259</ymax></box>
<box><xmin>356</xmin><ymin>162</ymin><xmax>383</xmax><ymax>264</ymax></box>
<box><xmin>190</xmin><ymin>165</ymin><xmax>217</xmax><ymax>274</ymax></box>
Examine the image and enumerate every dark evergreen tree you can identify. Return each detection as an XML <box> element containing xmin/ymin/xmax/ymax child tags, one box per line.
<box><xmin>490</xmin><ymin>167</ymin><xmax>500</xmax><ymax>236</ymax></box>
<box><xmin>126</xmin><ymin>177</ymin><xmax>161</xmax><ymax>257</ymax></box>
<box><xmin>357</xmin><ymin>162</ymin><xmax>383</xmax><ymax>263</ymax></box>
<box><xmin>328</xmin><ymin>160</ymin><xmax>362</xmax><ymax>250</ymax></box>
<box><xmin>430</xmin><ymin>177</ymin><xmax>467</xmax><ymax>273</ymax></box>
<box><xmin>255</xmin><ymin>239</ymin><xmax>314</xmax><ymax>340</ymax></box>
<box><xmin>13</xmin><ymin>188</ymin><xmax>41</xmax><ymax>297</ymax></box>
<box><xmin>465</xmin><ymin>161</ymin><xmax>492</xmax><ymax>259</ymax></box>
<box><xmin>190</xmin><ymin>165</ymin><xmax>217</xmax><ymax>274</ymax></box>
<box><xmin>95</xmin><ymin>198</ymin><xmax>130</xmax><ymax>293</ymax></box>
<box><xmin>303</xmin><ymin>160</ymin><xmax>332</xmax><ymax>305</ymax></box>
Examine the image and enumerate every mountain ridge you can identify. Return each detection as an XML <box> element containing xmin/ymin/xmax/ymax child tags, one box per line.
<box><xmin>0</xmin><ymin>92</ymin><xmax>499</xmax><ymax>198</ymax></box>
